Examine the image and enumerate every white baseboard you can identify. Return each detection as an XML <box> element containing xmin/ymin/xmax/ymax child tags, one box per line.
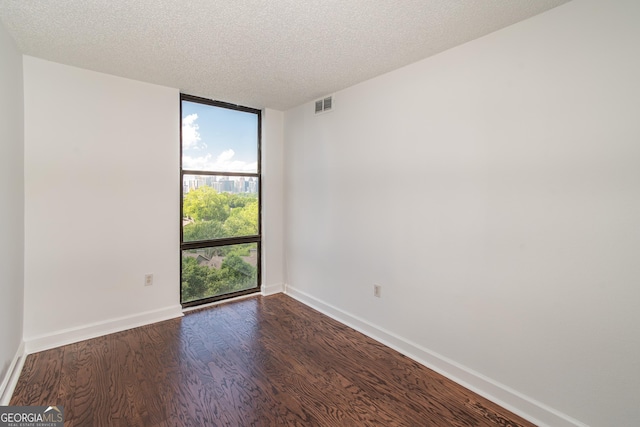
<box><xmin>285</xmin><ymin>285</ymin><xmax>587</xmax><ymax>427</ymax></box>
<box><xmin>0</xmin><ymin>341</ymin><xmax>26</xmax><ymax>405</ymax></box>
<box><xmin>261</xmin><ymin>282</ymin><xmax>284</xmax><ymax>296</ymax></box>
<box><xmin>24</xmin><ymin>305</ymin><xmax>184</xmax><ymax>354</ymax></box>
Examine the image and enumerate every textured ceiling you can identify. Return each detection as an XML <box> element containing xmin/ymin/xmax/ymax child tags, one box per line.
<box><xmin>0</xmin><ymin>0</ymin><xmax>570</xmax><ymax>110</ymax></box>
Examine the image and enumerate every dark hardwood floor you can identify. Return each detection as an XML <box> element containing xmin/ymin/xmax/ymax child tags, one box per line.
<box><xmin>11</xmin><ymin>294</ymin><xmax>536</xmax><ymax>426</ymax></box>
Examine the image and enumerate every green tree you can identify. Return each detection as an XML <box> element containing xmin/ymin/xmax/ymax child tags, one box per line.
<box><xmin>183</xmin><ymin>220</ymin><xmax>226</xmax><ymax>242</ymax></box>
<box><xmin>227</xmin><ymin>244</ymin><xmax>252</xmax><ymax>257</ymax></box>
<box><xmin>183</xmin><ymin>187</ymin><xmax>229</xmax><ymax>222</ymax></box>
<box><xmin>182</xmin><ymin>250</ymin><xmax>257</xmax><ymax>302</ymax></box>
<box><xmin>221</xmin><ymin>254</ymin><xmax>256</xmax><ymax>290</ymax></box>
<box><xmin>182</xmin><ymin>187</ymin><xmax>259</xmax><ymax>302</ymax></box>
<box><xmin>181</xmin><ymin>257</ymin><xmax>209</xmax><ymax>302</ymax></box>
<box><xmin>226</xmin><ymin>193</ymin><xmax>254</xmax><ymax>209</ymax></box>
<box><xmin>224</xmin><ymin>200</ymin><xmax>258</xmax><ymax>236</ymax></box>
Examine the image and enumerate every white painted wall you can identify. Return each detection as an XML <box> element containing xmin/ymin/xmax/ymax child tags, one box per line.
<box><xmin>283</xmin><ymin>1</ymin><xmax>640</xmax><ymax>426</ymax></box>
<box><xmin>0</xmin><ymin>21</ymin><xmax>24</xmax><ymax>399</ymax></box>
<box><xmin>261</xmin><ymin>109</ymin><xmax>285</xmax><ymax>294</ymax></box>
<box><xmin>23</xmin><ymin>57</ymin><xmax>182</xmax><ymax>346</ymax></box>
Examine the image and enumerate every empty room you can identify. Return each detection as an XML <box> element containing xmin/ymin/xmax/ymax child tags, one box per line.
<box><xmin>1</xmin><ymin>0</ymin><xmax>639</xmax><ymax>426</ymax></box>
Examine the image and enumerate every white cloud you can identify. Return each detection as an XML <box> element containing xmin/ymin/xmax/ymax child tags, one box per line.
<box><xmin>182</xmin><ymin>113</ymin><xmax>201</xmax><ymax>149</ymax></box>
<box><xmin>218</xmin><ymin>149</ymin><xmax>235</xmax><ymax>163</ymax></box>
<box><xmin>183</xmin><ymin>149</ymin><xmax>257</xmax><ymax>172</ymax></box>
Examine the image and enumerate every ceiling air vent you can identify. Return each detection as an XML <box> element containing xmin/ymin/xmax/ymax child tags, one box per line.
<box><xmin>314</xmin><ymin>95</ymin><xmax>334</xmax><ymax>115</ymax></box>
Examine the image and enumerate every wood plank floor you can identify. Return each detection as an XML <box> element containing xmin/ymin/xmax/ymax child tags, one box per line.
<box><xmin>12</xmin><ymin>294</ymin><xmax>536</xmax><ymax>426</ymax></box>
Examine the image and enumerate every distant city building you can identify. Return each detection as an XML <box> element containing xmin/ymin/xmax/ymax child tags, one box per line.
<box><xmin>183</xmin><ymin>175</ymin><xmax>258</xmax><ymax>195</ymax></box>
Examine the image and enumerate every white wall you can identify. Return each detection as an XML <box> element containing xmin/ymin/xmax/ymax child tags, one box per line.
<box><xmin>23</xmin><ymin>57</ymin><xmax>182</xmax><ymax>349</ymax></box>
<box><xmin>261</xmin><ymin>109</ymin><xmax>285</xmax><ymax>294</ymax></box>
<box><xmin>283</xmin><ymin>1</ymin><xmax>640</xmax><ymax>426</ymax></box>
<box><xmin>0</xmin><ymin>21</ymin><xmax>24</xmax><ymax>400</ymax></box>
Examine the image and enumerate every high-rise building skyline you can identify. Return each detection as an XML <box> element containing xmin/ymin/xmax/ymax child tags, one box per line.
<box><xmin>183</xmin><ymin>175</ymin><xmax>258</xmax><ymax>196</ymax></box>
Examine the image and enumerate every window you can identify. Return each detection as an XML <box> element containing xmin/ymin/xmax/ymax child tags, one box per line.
<box><xmin>180</xmin><ymin>94</ymin><xmax>261</xmax><ymax>307</ymax></box>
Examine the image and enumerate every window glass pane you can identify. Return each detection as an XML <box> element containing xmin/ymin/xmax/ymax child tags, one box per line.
<box><xmin>182</xmin><ymin>174</ymin><xmax>259</xmax><ymax>242</ymax></box>
<box><xmin>181</xmin><ymin>243</ymin><xmax>258</xmax><ymax>303</ymax></box>
<box><xmin>182</xmin><ymin>101</ymin><xmax>258</xmax><ymax>173</ymax></box>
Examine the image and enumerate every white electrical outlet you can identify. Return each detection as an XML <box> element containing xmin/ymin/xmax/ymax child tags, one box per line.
<box><xmin>373</xmin><ymin>284</ymin><xmax>381</xmax><ymax>298</ymax></box>
<box><xmin>145</xmin><ymin>273</ymin><xmax>153</xmax><ymax>286</ymax></box>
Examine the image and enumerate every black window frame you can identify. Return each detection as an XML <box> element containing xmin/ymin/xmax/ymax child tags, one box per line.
<box><xmin>180</xmin><ymin>94</ymin><xmax>262</xmax><ymax>308</ymax></box>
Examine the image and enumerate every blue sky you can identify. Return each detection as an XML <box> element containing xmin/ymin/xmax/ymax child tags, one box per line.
<box><xmin>182</xmin><ymin>101</ymin><xmax>258</xmax><ymax>172</ymax></box>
